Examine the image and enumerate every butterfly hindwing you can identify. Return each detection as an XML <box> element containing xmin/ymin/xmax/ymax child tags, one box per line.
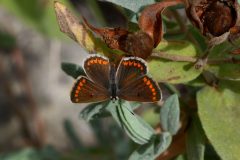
<box><xmin>71</xmin><ymin>76</ymin><xmax>110</xmax><ymax>103</ymax></box>
<box><xmin>84</xmin><ymin>55</ymin><xmax>110</xmax><ymax>89</ymax></box>
<box><xmin>116</xmin><ymin>57</ymin><xmax>147</xmax><ymax>89</ymax></box>
<box><xmin>117</xmin><ymin>75</ymin><xmax>161</xmax><ymax>102</ymax></box>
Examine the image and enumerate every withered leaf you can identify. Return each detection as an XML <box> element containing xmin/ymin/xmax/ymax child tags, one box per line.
<box><xmin>185</xmin><ymin>0</ymin><xmax>240</xmax><ymax>46</ymax></box>
<box><xmin>82</xmin><ymin>16</ymin><xmax>129</xmax><ymax>51</ymax></box>
<box><xmin>139</xmin><ymin>0</ymin><xmax>183</xmax><ymax>47</ymax></box>
<box><xmin>54</xmin><ymin>2</ymin><xmax>96</xmax><ymax>53</ymax></box>
<box><xmin>83</xmin><ymin>16</ymin><xmax>154</xmax><ymax>59</ymax></box>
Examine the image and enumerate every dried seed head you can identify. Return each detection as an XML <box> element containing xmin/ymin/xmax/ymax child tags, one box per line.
<box><xmin>202</xmin><ymin>0</ymin><xmax>236</xmax><ymax>36</ymax></box>
<box><xmin>186</xmin><ymin>0</ymin><xmax>239</xmax><ymax>38</ymax></box>
<box><xmin>120</xmin><ymin>31</ymin><xmax>154</xmax><ymax>59</ymax></box>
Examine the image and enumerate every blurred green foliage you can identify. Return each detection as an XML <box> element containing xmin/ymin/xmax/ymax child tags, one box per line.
<box><xmin>0</xmin><ymin>0</ymin><xmax>72</xmax><ymax>39</ymax></box>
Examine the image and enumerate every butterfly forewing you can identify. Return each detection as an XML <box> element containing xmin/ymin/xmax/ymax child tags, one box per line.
<box><xmin>116</xmin><ymin>57</ymin><xmax>147</xmax><ymax>89</ymax></box>
<box><xmin>71</xmin><ymin>76</ymin><xmax>110</xmax><ymax>103</ymax></box>
<box><xmin>117</xmin><ymin>75</ymin><xmax>161</xmax><ymax>102</ymax></box>
<box><xmin>84</xmin><ymin>55</ymin><xmax>110</xmax><ymax>89</ymax></box>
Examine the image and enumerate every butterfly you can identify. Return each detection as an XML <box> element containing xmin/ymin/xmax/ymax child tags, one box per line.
<box><xmin>70</xmin><ymin>55</ymin><xmax>162</xmax><ymax>103</ymax></box>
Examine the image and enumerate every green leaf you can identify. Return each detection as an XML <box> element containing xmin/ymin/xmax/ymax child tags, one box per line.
<box><xmin>79</xmin><ymin>101</ymin><xmax>110</xmax><ymax>121</ymax></box>
<box><xmin>206</xmin><ymin>41</ymin><xmax>240</xmax><ymax>81</ymax></box>
<box><xmin>174</xmin><ymin>154</ymin><xmax>188</xmax><ymax>160</ymax></box>
<box><xmin>61</xmin><ymin>62</ymin><xmax>86</xmax><ymax>79</ymax></box>
<box><xmin>197</xmin><ymin>80</ymin><xmax>240</xmax><ymax>160</ymax></box>
<box><xmin>104</xmin><ymin>0</ymin><xmax>157</xmax><ymax>13</ymax></box>
<box><xmin>186</xmin><ymin>114</ymin><xmax>205</xmax><ymax>160</ymax></box>
<box><xmin>153</xmin><ymin>132</ymin><xmax>172</xmax><ymax>158</ymax></box>
<box><xmin>149</xmin><ymin>41</ymin><xmax>202</xmax><ymax>84</ymax></box>
<box><xmin>160</xmin><ymin>94</ymin><xmax>180</xmax><ymax>135</ymax></box>
<box><xmin>107</xmin><ymin>100</ymin><xmax>154</xmax><ymax>144</ymax></box>
<box><xmin>129</xmin><ymin>138</ymin><xmax>155</xmax><ymax>160</ymax></box>
<box><xmin>188</xmin><ymin>26</ymin><xmax>207</xmax><ymax>52</ymax></box>
<box><xmin>129</xmin><ymin>132</ymin><xmax>172</xmax><ymax>160</ymax></box>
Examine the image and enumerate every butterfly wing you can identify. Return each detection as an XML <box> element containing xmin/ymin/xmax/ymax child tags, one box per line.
<box><xmin>71</xmin><ymin>76</ymin><xmax>110</xmax><ymax>103</ymax></box>
<box><xmin>117</xmin><ymin>75</ymin><xmax>161</xmax><ymax>102</ymax></box>
<box><xmin>84</xmin><ymin>55</ymin><xmax>110</xmax><ymax>89</ymax></box>
<box><xmin>116</xmin><ymin>57</ymin><xmax>161</xmax><ymax>102</ymax></box>
<box><xmin>116</xmin><ymin>57</ymin><xmax>147</xmax><ymax>89</ymax></box>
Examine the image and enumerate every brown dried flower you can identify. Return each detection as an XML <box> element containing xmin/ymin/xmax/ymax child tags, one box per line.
<box><xmin>185</xmin><ymin>0</ymin><xmax>240</xmax><ymax>45</ymax></box>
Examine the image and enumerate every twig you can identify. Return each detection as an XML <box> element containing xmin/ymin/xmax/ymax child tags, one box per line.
<box><xmin>208</xmin><ymin>57</ymin><xmax>240</xmax><ymax>65</ymax></box>
<box><xmin>151</xmin><ymin>51</ymin><xmax>240</xmax><ymax>65</ymax></box>
<box><xmin>151</xmin><ymin>51</ymin><xmax>197</xmax><ymax>62</ymax></box>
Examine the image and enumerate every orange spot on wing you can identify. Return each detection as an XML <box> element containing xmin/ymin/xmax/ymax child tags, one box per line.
<box><xmin>129</xmin><ymin>61</ymin><xmax>133</xmax><ymax>66</ymax></box>
<box><xmin>75</xmin><ymin>94</ymin><xmax>78</xmax><ymax>97</ymax></box>
<box><xmin>152</xmin><ymin>97</ymin><xmax>157</xmax><ymax>101</ymax></box>
<box><xmin>123</xmin><ymin>62</ymin><xmax>128</xmax><ymax>66</ymax></box>
<box><xmin>82</xmin><ymin>79</ymin><xmax>86</xmax><ymax>83</ymax></box>
<box><xmin>152</xmin><ymin>88</ymin><xmax>155</xmax><ymax>92</ymax></box>
<box><xmin>75</xmin><ymin>98</ymin><xmax>79</xmax><ymax>102</ymax></box>
<box><xmin>98</xmin><ymin>59</ymin><xmax>102</xmax><ymax>64</ymax></box>
<box><xmin>75</xmin><ymin>90</ymin><xmax>79</xmax><ymax>93</ymax></box>
<box><xmin>137</xmin><ymin>64</ymin><xmax>141</xmax><ymax>68</ymax></box>
<box><xmin>146</xmin><ymin>80</ymin><xmax>151</xmax><ymax>85</ymax></box>
<box><xmin>102</xmin><ymin>61</ymin><xmax>108</xmax><ymax>65</ymax></box>
<box><xmin>134</xmin><ymin>62</ymin><xmax>137</xmax><ymax>66</ymax></box>
<box><xmin>143</xmin><ymin>77</ymin><xmax>148</xmax><ymax>82</ymax></box>
<box><xmin>153</xmin><ymin>92</ymin><xmax>156</xmax><ymax>96</ymax></box>
<box><xmin>140</xmin><ymin>67</ymin><xmax>143</xmax><ymax>70</ymax></box>
<box><xmin>149</xmin><ymin>85</ymin><xmax>153</xmax><ymax>89</ymax></box>
<box><xmin>93</xmin><ymin>59</ymin><xmax>97</xmax><ymax>63</ymax></box>
<box><xmin>90</xmin><ymin>60</ymin><xmax>94</xmax><ymax>64</ymax></box>
<box><xmin>77</xmin><ymin>86</ymin><xmax>81</xmax><ymax>90</ymax></box>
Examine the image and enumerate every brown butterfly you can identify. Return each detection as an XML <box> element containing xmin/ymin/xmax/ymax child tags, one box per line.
<box><xmin>71</xmin><ymin>55</ymin><xmax>161</xmax><ymax>103</ymax></box>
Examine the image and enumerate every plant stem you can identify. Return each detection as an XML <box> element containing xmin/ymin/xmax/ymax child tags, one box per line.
<box><xmin>151</xmin><ymin>51</ymin><xmax>197</xmax><ymax>62</ymax></box>
<box><xmin>151</xmin><ymin>51</ymin><xmax>240</xmax><ymax>65</ymax></box>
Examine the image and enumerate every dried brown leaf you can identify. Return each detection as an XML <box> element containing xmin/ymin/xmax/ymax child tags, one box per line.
<box><xmin>83</xmin><ymin>17</ymin><xmax>154</xmax><ymax>59</ymax></box>
<box><xmin>139</xmin><ymin>0</ymin><xmax>183</xmax><ymax>47</ymax></box>
<box><xmin>54</xmin><ymin>1</ymin><xmax>96</xmax><ymax>52</ymax></box>
<box><xmin>185</xmin><ymin>0</ymin><xmax>240</xmax><ymax>46</ymax></box>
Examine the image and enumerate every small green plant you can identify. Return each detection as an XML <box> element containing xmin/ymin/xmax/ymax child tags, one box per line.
<box><xmin>55</xmin><ymin>0</ymin><xmax>240</xmax><ymax>160</ymax></box>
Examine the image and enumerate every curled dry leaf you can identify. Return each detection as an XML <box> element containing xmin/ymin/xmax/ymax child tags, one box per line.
<box><xmin>76</xmin><ymin>0</ymin><xmax>182</xmax><ymax>59</ymax></box>
<box><xmin>54</xmin><ymin>1</ymin><xmax>96</xmax><ymax>53</ymax></box>
<box><xmin>185</xmin><ymin>0</ymin><xmax>240</xmax><ymax>46</ymax></box>
<box><xmin>139</xmin><ymin>0</ymin><xmax>184</xmax><ymax>47</ymax></box>
<box><xmin>83</xmin><ymin>16</ymin><xmax>154</xmax><ymax>59</ymax></box>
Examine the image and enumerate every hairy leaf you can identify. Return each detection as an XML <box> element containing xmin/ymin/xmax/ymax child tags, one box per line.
<box><xmin>129</xmin><ymin>132</ymin><xmax>172</xmax><ymax>160</ymax></box>
<box><xmin>206</xmin><ymin>41</ymin><xmax>240</xmax><ymax>81</ymax></box>
<box><xmin>186</xmin><ymin>114</ymin><xmax>205</xmax><ymax>160</ymax></box>
<box><xmin>160</xmin><ymin>94</ymin><xmax>180</xmax><ymax>135</ymax></box>
<box><xmin>104</xmin><ymin>0</ymin><xmax>156</xmax><ymax>13</ymax></box>
<box><xmin>107</xmin><ymin>100</ymin><xmax>154</xmax><ymax>144</ymax></box>
<box><xmin>149</xmin><ymin>41</ymin><xmax>202</xmax><ymax>83</ymax></box>
<box><xmin>61</xmin><ymin>62</ymin><xmax>85</xmax><ymax>79</ymax></box>
<box><xmin>197</xmin><ymin>80</ymin><xmax>240</xmax><ymax>160</ymax></box>
<box><xmin>79</xmin><ymin>101</ymin><xmax>110</xmax><ymax>121</ymax></box>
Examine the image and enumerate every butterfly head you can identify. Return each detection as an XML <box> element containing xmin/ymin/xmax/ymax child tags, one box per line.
<box><xmin>110</xmin><ymin>96</ymin><xmax>118</xmax><ymax>102</ymax></box>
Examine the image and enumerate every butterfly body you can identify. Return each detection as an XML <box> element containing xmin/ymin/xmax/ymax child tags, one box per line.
<box><xmin>71</xmin><ymin>55</ymin><xmax>161</xmax><ymax>103</ymax></box>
